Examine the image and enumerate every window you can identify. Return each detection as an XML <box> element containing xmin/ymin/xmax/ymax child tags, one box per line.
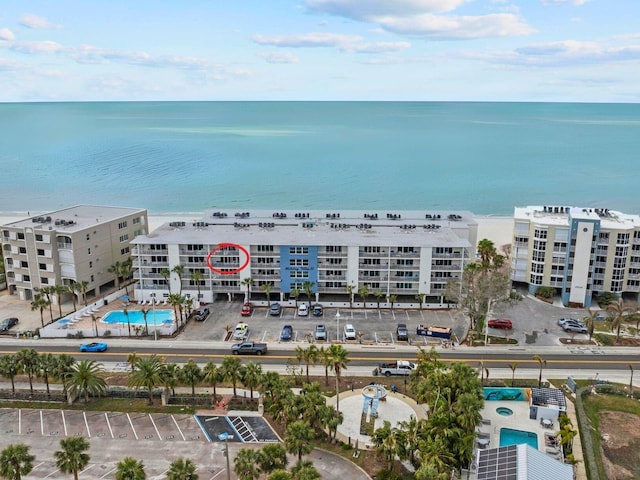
<box><xmin>19</xmin><ymin>247</ymin><xmax>26</xmax><ymax>254</ymax></box>
<box><xmin>187</xmin><ymin>244</ymin><xmax>205</xmax><ymax>251</ymax></box>
<box><xmin>363</xmin><ymin>271</ymin><xmax>380</xmax><ymax>277</ymax></box>
<box><xmin>17</xmin><ymin>233</ymin><xmax>25</xmax><ymax>240</ymax></box>
<box><xmin>41</xmin><ymin>277</ymin><xmax>49</xmax><ymax>284</ymax></box>
<box><xmin>327</xmin><ymin>258</ymin><xmax>343</xmax><ymax>265</ymax></box>
<box><xmin>532</xmin><ymin>251</ymin><xmax>545</xmax><ymax>262</ymax></box>
<box><xmin>23</xmin><ymin>275</ymin><xmax>30</xmax><ymax>282</ymax></box>
<box><xmin>533</xmin><ymin>240</ymin><xmax>547</xmax><ymax>250</ymax></box>
<box><xmin>434</xmin><ymin>247</ymin><xmax>453</xmax><ymax>254</ymax></box>
<box><xmin>534</xmin><ymin>229</ymin><xmax>548</xmax><ymax>239</ymax></box>
<box><xmin>396</xmin><ymin>259</ymin><xmax>414</xmax><ymax>266</ymax></box>
<box><xmin>150</xmin><ymin>244</ymin><xmax>167</xmax><ymax>250</ymax></box>
<box><xmin>35</xmin><ymin>234</ymin><xmax>43</xmax><ymax>241</ymax></box>
<box><xmin>362</xmin><ymin>258</ymin><xmax>381</xmax><ymax>265</ymax></box>
<box><xmin>289</xmin><ymin>247</ymin><xmax>308</xmax><ymax>255</ymax></box>
<box><xmin>326</xmin><ymin>281</ymin><xmax>344</xmax><ymax>288</ymax></box>
<box><xmin>326</xmin><ymin>245</ymin><xmax>342</xmax><ymax>253</ymax></box>
<box><xmin>289</xmin><ymin>259</ymin><xmax>309</xmax><ymax>266</ymax></box>
<box><xmin>86</xmin><ymin>234</ymin><xmax>90</xmax><ymax>241</ymax></box>
<box><xmin>118</xmin><ymin>221</ymin><xmax>128</xmax><ymax>229</ymax></box>
<box><xmin>617</xmin><ymin>233</ymin><xmax>630</xmax><ymax>244</ymax></box>
<box><xmin>290</xmin><ymin>271</ymin><xmax>309</xmax><ymax>278</ymax></box>
<box><xmin>325</xmin><ymin>270</ymin><xmax>343</xmax><ymax>276</ymax></box>
<box><xmin>151</xmin><ymin>255</ymin><xmax>167</xmax><ymax>263</ymax></box>
<box><xmin>39</xmin><ymin>263</ymin><xmax>46</xmax><ymax>270</ymax></box>
<box><xmin>90</xmin><ymin>275</ymin><xmax>94</xmax><ymax>282</ymax></box>
<box><xmin>257</xmin><ymin>245</ymin><xmax>274</xmax><ymax>252</ymax></box>
<box><xmin>121</xmin><ymin>247</ymin><xmax>130</xmax><ymax>255</ymax></box>
<box><xmin>37</xmin><ymin>249</ymin><xmax>45</xmax><ymax>256</ymax></box>
<box><xmin>133</xmin><ymin>217</ymin><xmax>141</xmax><ymax>225</ymax></box>
<box><xmin>363</xmin><ymin>246</ymin><xmax>381</xmax><ymax>253</ymax></box>
<box><xmin>88</xmin><ymin>248</ymin><xmax>91</xmax><ymax>255</ymax></box>
<box><xmin>364</xmin><ymin>282</ymin><xmax>380</xmax><ymax>289</ymax></box>
<box><xmin>187</xmin><ymin>256</ymin><xmax>205</xmax><ymax>263</ymax></box>
<box><xmin>89</xmin><ymin>261</ymin><xmax>93</xmax><ymax>268</ymax></box>
<box><xmin>397</xmin><ymin>246</ymin><xmax>415</xmax><ymax>253</ymax></box>
<box><xmin>257</xmin><ymin>257</ymin><xmax>275</xmax><ymax>264</ymax></box>
<box><xmin>220</xmin><ymin>280</ymin><xmax>238</xmax><ymax>287</ymax></box>
<box><xmin>395</xmin><ymin>282</ymin><xmax>413</xmax><ymax>289</ymax></box>
<box><xmin>21</xmin><ymin>261</ymin><xmax>28</xmax><ymax>268</ymax></box>
<box><xmin>119</xmin><ymin>234</ymin><xmax>129</xmax><ymax>242</ymax></box>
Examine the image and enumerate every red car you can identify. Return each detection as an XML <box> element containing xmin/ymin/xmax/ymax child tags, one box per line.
<box><xmin>488</xmin><ymin>318</ymin><xmax>513</xmax><ymax>329</ymax></box>
<box><xmin>241</xmin><ymin>302</ymin><xmax>253</xmax><ymax>317</ymax></box>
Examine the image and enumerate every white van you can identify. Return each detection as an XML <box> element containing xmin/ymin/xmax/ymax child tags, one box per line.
<box><xmin>298</xmin><ymin>303</ymin><xmax>309</xmax><ymax>316</ymax></box>
<box><xmin>343</xmin><ymin>323</ymin><xmax>357</xmax><ymax>341</ymax></box>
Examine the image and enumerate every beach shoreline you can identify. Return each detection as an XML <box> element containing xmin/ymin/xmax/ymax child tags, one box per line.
<box><xmin>0</xmin><ymin>212</ymin><xmax>514</xmax><ymax>248</ymax></box>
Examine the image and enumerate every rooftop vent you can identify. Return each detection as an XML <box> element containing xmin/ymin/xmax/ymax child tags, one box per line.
<box><xmin>272</xmin><ymin>212</ymin><xmax>287</xmax><ymax>219</ymax></box>
<box><xmin>364</xmin><ymin>213</ymin><xmax>378</xmax><ymax>220</ymax></box>
<box><xmin>234</xmin><ymin>212</ymin><xmax>250</xmax><ymax>218</ymax></box>
<box><xmin>233</xmin><ymin>222</ymin><xmax>250</xmax><ymax>229</ymax></box>
<box><xmin>258</xmin><ymin>222</ymin><xmax>275</xmax><ymax>228</ymax></box>
<box><xmin>212</xmin><ymin>211</ymin><xmax>228</xmax><ymax>218</ymax></box>
<box><xmin>169</xmin><ymin>221</ymin><xmax>186</xmax><ymax>228</ymax></box>
<box><xmin>295</xmin><ymin>213</ymin><xmax>310</xmax><ymax>218</ymax></box>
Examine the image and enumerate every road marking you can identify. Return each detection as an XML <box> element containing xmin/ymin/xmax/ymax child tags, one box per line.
<box><xmin>18</xmin><ymin>409</ymin><xmax>21</xmax><ymax>435</ymax></box>
<box><xmin>61</xmin><ymin>410</ymin><xmax>67</xmax><ymax>436</ymax></box>
<box><xmin>80</xmin><ymin>464</ymin><xmax>96</xmax><ymax>475</ymax></box>
<box><xmin>83</xmin><ymin>412</ymin><xmax>91</xmax><ymax>437</ymax></box>
<box><xmin>127</xmin><ymin>413</ymin><xmax>139</xmax><ymax>440</ymax></box>
<box><xmin>40</xmin><ymin>410</ymin><xmax>44</xmax><ymax>436</ymax></box>
<box><xmin>105</xmin><ymin>412</ymin><xmax>114</xmax><ymax>438</ymax></box>
<box><xmin>44</xmin><ymin>469</ymin><xmax>60</xmax><ymax>478</ymax></box>
<box><xmin>171</xmin><ymin>415</ymin><xmax>186</xmax><ymax>441</ymax></box>
<box><xmin>209</xmin><ymin>469</ymin><xmax>226</xmax><ymax>480</ymax></box>
<box><xmin>149</xmin><ymin>413</ymin><xmax>162</xmax><ymax>440</ymax></box>
<box><xmin>99</xmin><ymin>467</ymin><xmax>117</xmax><ymax>479</ymax></box>
<box><xmin>32</xmin><ymin>462</ymin><xmax>45</xmax><ymax>471</ymax></box>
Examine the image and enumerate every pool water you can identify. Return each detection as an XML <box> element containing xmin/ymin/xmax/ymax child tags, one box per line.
<box><xmin>483</xmin><ymin>387</ymin><xmax>528</xmax><ymax>401</ymax></box>
<box><xmin>102</xmin><ymin>310</ymin><xmax>174</xmax><ymax>325</ymax></box>
<box><xmin>496</xmin><ymin>407</ymin><xmax>513</xmax><ymax>416</ymax></box>
<box><xmin>499</xmin><ymin>428</ymin><xmax>538</xmax><ymax>449</ymax></box>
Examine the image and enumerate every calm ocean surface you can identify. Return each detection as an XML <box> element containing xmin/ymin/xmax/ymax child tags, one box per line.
<box><xmin>1</xmin><ymin>101</ymin><xmax>639</xmax><ymax>215</ymax></box>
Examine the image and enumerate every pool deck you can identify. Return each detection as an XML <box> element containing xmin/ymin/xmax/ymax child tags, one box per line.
<box><xmin>478</xmin><ymin>399</ymin><xmax>559</xmax><ymax>454</ymax></box>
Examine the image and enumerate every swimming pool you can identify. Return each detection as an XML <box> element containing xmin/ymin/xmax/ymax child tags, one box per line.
<box><xmin>102</xmin><ymin>310</ymin><xmax>174</xmax><ymax>325</ymax></box>
<box><xmin>483</xmin><ymin>387</ymin><xmax>529</xmax><ymax>401</ymax></box>
<box><xmin>499</xmin><ymin>428</ymin><xmax>538</xmax><ymax>449</ymax></box>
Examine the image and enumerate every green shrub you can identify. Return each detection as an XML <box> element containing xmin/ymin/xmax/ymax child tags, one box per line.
<box><xmin>536</xmin><ymin>286</ymin><xmax>556</xmax><ymax>299</ymax></box>
<box><xmin>596</xmin><ymin>291</ymin><xmax>618</xmax><ymax>307</ymax></box>
<box><xmin>594</xmin><ymin>333</ymin><xmax>613</xmax><ymax>346</ymax></box>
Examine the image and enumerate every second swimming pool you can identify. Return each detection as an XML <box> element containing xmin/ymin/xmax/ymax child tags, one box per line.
<box><xmin>499</xmin><ymin>428</ymin><xmax>538</xmax><ymax>449</ymax></box>
<box><xmin>102</xmin><ymin>310</ymin><xmax>174</xmax><ymax>325</ymax></box>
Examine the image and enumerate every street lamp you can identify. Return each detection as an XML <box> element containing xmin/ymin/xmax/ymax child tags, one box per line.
<box><xmin>336</xmin><ymin>309</ymin><xmax>341</xmax><ymax>342</ymax></box>
<box><xmin>217</xmin><ymin>432</ymin><xmax>233</xmax><ymax>480</ymax></box>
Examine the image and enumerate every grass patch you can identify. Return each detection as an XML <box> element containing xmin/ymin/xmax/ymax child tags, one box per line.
<box><xmin>360</xmin><ymin>412</ymin><xmax>375</xmax><ymax>436</ymax></box>
<box><xmin>0</xmin><ymin>397</ymin><xmax>194</xmax><ymax>414</ymax></box>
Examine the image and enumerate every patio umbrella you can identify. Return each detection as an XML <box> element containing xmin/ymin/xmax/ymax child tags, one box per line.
<box><xmin>120</xmin><ymin>295</ymin><xmax>130</xmax><ymax>301</ymax></box>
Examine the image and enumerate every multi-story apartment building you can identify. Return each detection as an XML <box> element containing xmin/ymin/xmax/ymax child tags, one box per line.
<box><xmin>511</xmin><ymin>205</ymin><xmax>640</xmax><ymax>307</ymax></box>
<box><xmin>131</xmin><ymin>209</ymin><xmax>478</xmax><ymax>306</ymax></box>
<box><xmin>2</xmin><ymin>205</ymin><xmax>148</xmax><ymax>302</ymax></box>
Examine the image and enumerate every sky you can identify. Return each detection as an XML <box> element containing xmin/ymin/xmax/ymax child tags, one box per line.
<box><xmin>0</xmin><ymin>0</ymin><xmax>639</xmax><ymax>102</ymax></box>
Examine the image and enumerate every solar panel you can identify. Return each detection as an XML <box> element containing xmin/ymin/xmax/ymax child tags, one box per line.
<box><xmin>476</xmin><ymin>445</ymin><xmax>518</xmax><ymax>480</ymax></box>
<box><xmin>531</xmin><ymin>388</ymin><xmax>567</xmax><ymax>410</ymax></box>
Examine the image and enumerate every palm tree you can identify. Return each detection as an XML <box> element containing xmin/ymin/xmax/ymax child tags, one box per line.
<box><xmin>202</xmin><ymin>361</ymin><xmax>223</xmax><ymax>404</ymax></box>
<box><xmin>16</xmin><ymin>349</ymin><xmax>39</xmax><ymax>393</ymax></box>
<box><xmin>0</xmin><ymin>355</ymin><xmax>19</xmax><ymax>394</ymax></box>
<box><xmin>533</xmin><ymin>355</ymin><xmax>546</xmax><ymax>388</ymax></box>
<box><xmin>129</xmin><ymin>355</ymin><xmax>165</xmax><ymax>405</ymax></box>
<box><xmin>257</xmin><ymin>444</ymin><xmax>288</xmax><ymax>475</ymax></box>
<box><xmin>30</xmin><ymin>295</ymin><xmax>50</xmax><ymax>329</ymax></box>
<box><xmin>160</xmin><ymin>363</ymin><xmax>180</xmax><ymax>396</ymax></box>
<box><xmin>66</xmin><ymin>283</ymin><xmax>79</xmax><ymax>311</ymax></box>
<box><xmin>509</xmin><ymin>362</ymin><xmax>518</xmax><ymax>387</ymax></box>
<box><xmin>108</xmin><ymin>261</ymin><xmax>123</xmax><ymax>292</ymax></box>
<box><xmin>284</xmin><ymin>421</ymin><xmax>315</xmax><ymax>461</ymax></box>
<box><xmin>233</xmin><ymin>449</ymin><xmax>261</xmax><ymax>480</ymax></box>
<box><xmin>123</xmin><ymin>307</ymin><xmax>132</xmax><ymax>337</ymax></box>
<box><xmin>139</xmin><ymin>309</ymin><xmax>150</xmax><ymax>336</ymax></box>
<box><xmin>68</xmin><ymin>360</ymin><xmax>107</xmax><ymax>403</ymax></box>
<box><xmin>583</xmin><ymin>308</ymin><xmax>600</xmax><ymax>342</ymax></box>
<box><xmin>38</xmin><ymin>353</ymin><xmax>57</xmax><ymax>397</ymax></box>
<box><xmin>290</xmin><ymin>461</ymin><xmax>321</xmax><ymax>480</ymax></box>
<box><xmin>346</xmin><ymin>284</ymin><xmax>355</xmax><ymax>309</ymax></box>
<box><xmin>477</xmin><ymin>238</ymin><xmax>497</xmax><ymax>268</ymax></box>
<box><xmin>115</xmin><ymin>456</ymin><xmax>146</xmax><ymax>480</ymax></box>
<box><xmin>121</xmin><ymin>258</ymin><xmax>134</xmax><ymax>295</ymax></box>
<box><xmin>358</xmin><ymin>284</ymin><xmax>369</xmax><ymax>309</ymax></box>
<box><xmin>372</xmin><ymin>421</ymin><xmax>400</xmax><ymax>472</ymax></box>
<box><xmin>160</xmin><ymin>268</ymin><xmax>171</xmax><ymax>294</ymax></box>
<box><xmin>241</xmin><ymin>277</ymin><xmax>253</xmax><ymax>302</ymax></box>
<box><xmin>0</xmin><ymin>443</ymin><xmax>35</xmax><ymax>480</ymax></box>
<box><xmin>607</xmin><ymin>298</ymin><xmax>633</xmax><ymax>343</ymax></box>
<box><xmin>295</xmin><ymin>346</ymin><xmax>318</xmax><ymax>384</ymax></box>
<box><xmin>77</xmin><ymin>280</ymin><xmax>89</xmax><ymax>307</ymax></box>
<box><xmin>179</xmin><ymin>360</ymin><xmax>202</xmax><ymax>398</ymax></box>
<box><xmin>172</xmin><ymin>264</ymin><xmax>185</xmax><ymax>296</ymax></box>
<box><xmin>415</xmin><ymin>293</ymin><xmax>425</xmax><ymax>310</ymax></box>
<box><xmin>302</xmin><ymin>281</ymin><xmax>315</xmax><ymax>308</ymax></box>
<box><xmin>290</xmin><ymin>288</ymin><xmax>300</xmax><ymax>308</ymax></box>
<box><xmin>328</xmin><ymin>344</ymin><xmax>349</xmax><ymax>412</ymax></box>
<box><xmin>55</xmin><ymin>437</ymin><xmax>90</xmax><ymax>480</ymax></box>
<box><xmin>222</xmin><ymin>356</ymin><xmax>243</xmax><ymax>397</ymax></box>
<box><xmin>240</xmin><ymin>361</ymin><xmax>262</xmax><ymax>400</ymax></box>
<box><xmin>39</xmin><ymin>286</ymin><xmax>55</xmax><ymax>322</ymax></box>
<box><xmin>317</xmin><ymin>346</ymin><xmax>332</xmax><ymax>386</ymax></box>
<box><xmin>166</xmin><ymin>457</ymin><xmax>198</xmax><ymax>480</ymax></box>
<box><xmin>190</xmin><ymin>270</ymin><xmax>204</xmax><ymax>303</ymax></box>
<box><xmin>53</xmin><ymin>354</ymin><xmax>76</xmax><ymax>399</ymax></box>
<box><xmin>389</xmin><ymin>294</ymin><xmax>397</xmax><ymax>311</ymax></box>
<box><xmin>261</xmin><ymin>282</ymin><xmax>273</xmax><ymax>307</ymax></box>
<box><xmin>266</xmin><ymin>470</ymin><xmax>292</xmax><ymax>480</ymax></box>
<box><xmin>373</xmin><ymin>290</ymin><xmax>384</xmax><ymax>309</ymax></box>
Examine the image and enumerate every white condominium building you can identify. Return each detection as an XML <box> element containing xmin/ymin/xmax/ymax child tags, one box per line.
<box><xmin>2</xmin><ymin>205</ymin><xmax>148</xmax><ymax>302</ymax></box>
<box><xmin>511</xmin><ymin>205</ymin><xmax>640</xmax><ymax>307</ymax></box>
<box><xmin>131</xmin><ymin>209</ymin><xmax>478</xmax><ymax>306</ymax></box>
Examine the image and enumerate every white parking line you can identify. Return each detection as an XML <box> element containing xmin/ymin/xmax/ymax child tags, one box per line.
<box><xmin>171</xmin><ymin>415</ymin><xmax>186</xmax><ymax>441</ymax></box>
<box><xmin>83</xmin><ymin>412</ymin><xmax>91</xmax><ymax>437</ymax></box>
<box><xmin>127</xmin><ymin>413</ymin><xmax>139</xmax><ymax>440</ymax></box>
<box><xmin>31</xmin><ymin>461</ymin><xmax>45</xmax><ymax>471</ymax></box>
<box><xmin>105</xmin><ymin>412</ymin><xmax>114</xmax><ymax>438</ymax></box>
<box><xmin>149</xmin><ymin>413</ymin><xmax>162</xmax><ymax>440</ymax></box>
<box><xmin>40</xmin><ymin>410</ymin><xmax>44</xmax><ymax>436</ymax></box>
<box><xmin>80</xmin><ymin>464</ymin><xmax>96</xmax><ymax>475</ymax></box>
<box><xmin>44</xmin><ymin>469</ymin><xmax>60</xmax><ymax>479</ymax></box>
<box><xmin>18</xmin><ymin>409</ymin><xmax>21</xmax><ymax>434</ymax></box>
<box><xmin>99</xmin><ymin>467</ymin><xmax>117</xmax><ymax>479</ymax></box>
<box><xmin>209</xmin><ymin>469</ymin><xmax>226</xmax><ymax>480</ymax></box>
<box><xmin>154</xmin><ymin>469</ymin><xmax>170</xmax><ymax>480</ymax></box>
<box><xmin>61</xmin><ymin>410</ymin><xmax>68</xmax><ymax>437</ymax></box>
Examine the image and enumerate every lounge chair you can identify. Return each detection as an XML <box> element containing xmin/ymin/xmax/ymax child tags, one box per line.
<box><xmin>138</xmin><ymin>299</ymin><xmax>145</xmax><ymax>305</ymax></box>
<box><xmin>476</xmin><ymin>429</ymin><xmax>490</xmax><ymax>439</ymax></box>
<box><xmin>482</xmin><ymin>418</ymin><xmax>492</xmax><ymax>426</ymax></box>
<box><xmin>162</xmin><ymin>298</ymin><xmax>168</xmax><ymax>305</ymax></box>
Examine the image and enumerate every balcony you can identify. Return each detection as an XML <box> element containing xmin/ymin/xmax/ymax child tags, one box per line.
<box><xmin>390</xmin><ymin>251</ymin><xmax>419</xmax><ymax>258</ymax></box>
<box><xmin>133</xmin><ymin>247</ymin><xmax>168</xmax><ymax>255</ymax></box>
<box><xmin>432</xmin><ymin>252</ymin><xmax>463</xmax><ymax>259</ymax></box>
<box><xmin>179</xmin><ymin>248</ymin><xmax>210</xmax><ymax>255</ymax></box>
<box><xmin>359</xmin><ymin>251</ymin><xmax>388</xmax><ymax>257</ymax></box>
<box><xmin>431</xmin><ymin>264</ymin><xmax>462</xmax><ymax>271</ymax></box>
<box><xmin>318</xmin><ymin>274</ymin><xmax>346</xmax><ymax>281</ymax></box>
<box><xmin>56</xmin><ymin>242</ymin><xmax>73</xmax><ymax>250</ymax></box>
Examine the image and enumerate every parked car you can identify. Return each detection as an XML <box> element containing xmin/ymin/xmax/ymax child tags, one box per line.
<box><xmin>233</xmin><ymin>322</ymin><xmax>249</xmax><ymax>339</ymax></box>
<box><xmin>0</xmin><ymin>317</ymin><xmax>18</xmax><ymax>332</ymax></box>
<box><xmin>280</xmin><ymin>324</ymin><xmax>293</xmax><ymax>341</ymax></box>
<box><xmin>312</xmin><ymin>304</ymin><xmax>323</xmax><ymax>317</ymax></box>
<box><xmin>343</xmin><ymin>323</ymin><xmax>356</xmax><ymax>341</ymax></box>
<box><xmin>396</xmin><ymin>323</ymin><xmax>409</xmax><ymax>341</ymax></box>
<box><xmin>80</xmin><ymin>342</ymin><xmax>108</xmax><ymax>352</ymax></box>
<box><xmin>314</xmin><ymin>324</ymin><xmax>327</xmax><ymax>341</ymax></box>
<box><xmin>557</xmin><ymin>317</ymin><xmax>581</xmax><ymax>327</ymax></box>
<box><xmin>269</xmin><ymin>302</ymin><xmax>282</xmax><ymax>316</ymax></box>
<box><xmin>298</xmin><ymin>303</ymin><xmax>309</xmax><ymax>316</ymax></box>
<box><xmin>563</xmin><ymin>323</ymin><xmax>587</xmax><ymax>334</ymax></box>
<box><xmin>488</xmin><ymin>318</ymin><xmax>513</xmax><ymax>329</ymax></box>
<box><xmin>193</xmin><ymin>307</ymin><xmax>210</xmax><ymax>322</ymax></box>
<box><xmin>241</xmin><ymin>302</ymin><xmax>253</xmax><ymax>317</ymax></box>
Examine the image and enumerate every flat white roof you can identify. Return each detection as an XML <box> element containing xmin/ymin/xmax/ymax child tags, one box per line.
<box><xmin>515</xmin><ymin>205</ymin><xmax>640</xmax><ymax>230</ymax></box>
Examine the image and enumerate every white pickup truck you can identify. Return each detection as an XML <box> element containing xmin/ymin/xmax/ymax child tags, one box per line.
<box><xmin>374</xmin><ymin>360</ymin><xmax>417</xmax><ymax>377</ymax></box>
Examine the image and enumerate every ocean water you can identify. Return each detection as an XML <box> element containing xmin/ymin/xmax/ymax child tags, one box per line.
<box><xmin>1</xmin><ymin>101</ymin><xmax>639</xmax><ymax>215</ymax></box>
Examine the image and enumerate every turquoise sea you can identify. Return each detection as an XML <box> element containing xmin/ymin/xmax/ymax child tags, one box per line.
<box><xmin>1</xmin><ymin>101</ymin><xmax>639</xmax><ymax>215</ymax></box>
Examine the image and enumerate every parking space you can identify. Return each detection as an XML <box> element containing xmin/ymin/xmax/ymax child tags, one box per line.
<box><xmin>197</xmin><ymin>414</ymin><xmax>279</xmax><ymax>443</ymax></box>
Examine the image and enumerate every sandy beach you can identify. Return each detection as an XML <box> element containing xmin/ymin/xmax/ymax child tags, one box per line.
<box><xmin>0</xmin><ymin>213</ymin><xmax>514</xmax><ymax>249</ymax></box>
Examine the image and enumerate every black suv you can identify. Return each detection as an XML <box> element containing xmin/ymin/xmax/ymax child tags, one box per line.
<box><xmin>193</xmin><ymin>307</ymin><xmax>210</xmax><ymax>322</ymax></box>
<box><xmin>0</xmin><ymin>317</ymin><xmax>19</xmax><ymax>332</ymax></box>
<box><xmin>396</xmin><ymin>323</ymin><xmax>409</xmax><ymax>341</ymax></box>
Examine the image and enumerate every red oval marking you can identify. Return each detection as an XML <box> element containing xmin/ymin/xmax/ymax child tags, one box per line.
<box><xmin>206</xmin><ymin>243</ymin><xmax>250</xmax><ymax>275</ymax></box>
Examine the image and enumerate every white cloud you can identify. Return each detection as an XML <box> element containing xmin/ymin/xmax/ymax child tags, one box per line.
<box><xmin>253</xmin><ymin>32</ymin><xmax>362</xmax><ymax>48</ymax></box>
<box><xmin>342</xmin><ymin>41</ymin><xmax>411</xmax><ymax>53</ymax></box>
<box><xmin>306</xmin><ymin>0</ymin><xmax>470</xmax><ymax>19</ymax></box>
<box><xmin>0</xmin><ymin>57</ymin><xmax>27</xmax><ymax>71</ymax></box>
<box><xmin>10</xmin><ymin>40</ymin><xmax>64</xmax><ymax>54</ymax></box>
<box><xmin>258</xmin><ymin>51</ymin><xmax>300</xmax><ymax>64</ymax></box>
<box><xmin>19</xmin><ymin>14</ymin><xmax>61</xmax><ymax>29</ymax></box>
<box><xmin>376</xmin><ymin>13</ymin><xmax>535</xmax><ymax>39</ymax></box>
<box><xmin>0</xmin><ymin>27</ymin><xmax>15</xmax><ymax>41</ymax></box>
